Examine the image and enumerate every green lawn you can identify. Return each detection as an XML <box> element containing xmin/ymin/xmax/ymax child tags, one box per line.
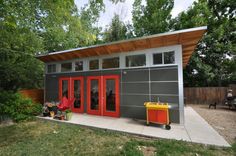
<box><xmin>0</xmin><ymin>119</ymin><xmax>235</xmax><ymax>156</ymax></box>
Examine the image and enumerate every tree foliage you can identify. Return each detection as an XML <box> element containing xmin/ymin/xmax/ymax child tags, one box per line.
<box><xmin>172</xmin><ymin>0</ymin><xmax>236</xmax><ymax>86</ymax></box>
<box><xmin>132</xmin><ymin>0</ymin><xmax>174</xmax><ymax>37</ymax></box>
<box><xmin>0</xmin><ymin>0</ymin><xmax>235</xmax><ymax>92</ymax></box>
<box><xmin>0</xmin><ymin>0</ymin><xmax>106</xmax><ymax>91</ymax></box>
<box><xmin>0</xmin><ymin>0</ymin><xmax>44</xmax><ymax>91</ymax></box>
<box><xmin>39</xmin><ymin>0</ymin><xmax>102</xmax><ymax>52</ymax></box>
<box><xmin>103</xmin><ymin>14</ymin><xmax>128</xmax><ymax>42</ymax></box>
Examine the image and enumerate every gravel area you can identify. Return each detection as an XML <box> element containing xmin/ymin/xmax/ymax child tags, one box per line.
<box><xmin>189</xmin><ymin>104</ymin><xmax>236</xmax><ymax>144</ymax></box>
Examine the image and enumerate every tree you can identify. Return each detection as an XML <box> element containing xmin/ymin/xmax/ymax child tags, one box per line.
<box><xmin>132</xmin><ymin>0</ymin><xmax>174</xmax><ymax>37</ymax></box>
<box><xmin>103</xmin><ymin>14</ymin><xmax>128</xmax><ymax>42</ymax></box>
<box><xmin>0</xmin><ymin>0</ymin><xmax>126</xmax><ymax>91</ymax></box>
<box><xmin>39</xmin><ymin>0</ymin><xmax>102</xmax><ymax>52</ymax></box>
<box><xmin>172</xmin><ymin>0</ymin><xmax>236</xmax><ymax>87</ymax></box>
<box><xmin>0</xmin><ymin>0</ymin><xmax>44</xmax><ymax>91</ymax></box>
<box><xmin>0</xmin><ymin>0</ymin><xmax>105</xmax><ymax>91</ymax></box>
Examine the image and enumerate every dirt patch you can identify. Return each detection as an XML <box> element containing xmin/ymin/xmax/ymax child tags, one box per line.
<box><xmin>137</xmin><ymin>145</ymin><xmax>156</xmax><ymax>156</ymax></box>
<box><xmin>0</xmin><ymin>119</ymin><xmax>14</xmax><ymax>127</ymax></box>
<box><xmin>190</xmin><ymin>104</ymin><xmax>236</xmax><ymax>144</ymax></box>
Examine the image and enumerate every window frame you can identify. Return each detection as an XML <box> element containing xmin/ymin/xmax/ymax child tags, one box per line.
<box><xmin>125</xmin><ymin>53</ymin><xmax>147</xmax><ymax>68</ymax></box>
<box><xmin>60</xmin><ymin>62</ymin><xmax>73</xmax><ymax>72</ymax></box>
<box><xmin>45</xmin><ymin>45</ymin><xmax>179</xmax><ymax>74</ymax></box>
<box><xmin>102</xmin><ymin>56</ymin><xmax>120</xmax><ymax>69</ymax></box>
<box><xmin>88</xmin><ymin>59</ymin><xmax>100</xmax><ymax>71</ymax></box>
<box><xmin>47</xmin><ymin>64</ymin><xmax>57</xmax><ymax>73</ymax></box>
<box><xmin>152</xmin><ymin>53</ymin><xmax>163</xmax><ymax>65</ymax></box>
<box><xmin>74</xmin><ymin>60</ymin><xmax>84</xmax><ymax>72</ymax></box>
<box><xmin>151</xmin><ymin>50</ymin><xmax>176</xmax><ymax>67</ymax></box>
<box><xmin>163</xmin><ymin>51</ymin><xmax>175</xmax><ymax>64</ymax></box>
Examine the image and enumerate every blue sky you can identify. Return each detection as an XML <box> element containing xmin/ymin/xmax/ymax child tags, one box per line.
<box><xmin>75</xmin><ymin>0</ymin><xmax>195</xmax><ymax>28</ymax></box>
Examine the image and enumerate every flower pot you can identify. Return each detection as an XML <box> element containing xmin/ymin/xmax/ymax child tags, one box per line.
<box><xmin>59</xmin><ymin>115</ymin><xmax>65</xmax><ymax>120</ymax></box>
<box><xmin>50</xmin><ymin>111</ymin><xmax>55</xmax><ymax>117</ymax></box>
<box><xmin>66</xmin><ymin>112</ymin><xmax>72</xmax><ymax>121</ymax></box>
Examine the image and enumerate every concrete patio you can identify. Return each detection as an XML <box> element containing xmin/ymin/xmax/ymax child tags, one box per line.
<box><xmin>38</xmin><ymin>106</ymin><xmax>230</xmax><ymax>147</ymax></box>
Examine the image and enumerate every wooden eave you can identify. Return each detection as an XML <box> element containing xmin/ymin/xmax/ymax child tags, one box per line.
<box><xmin>36</xmin><ymin>26</ymin><xmax>207</xmax><ymax>67</ymax></box>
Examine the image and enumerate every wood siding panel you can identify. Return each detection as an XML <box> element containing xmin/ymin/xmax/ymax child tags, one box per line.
<box><xmin>149</xmin><ymin>37</ymin><xmax>164</xmax><ymax>48</ymax></box>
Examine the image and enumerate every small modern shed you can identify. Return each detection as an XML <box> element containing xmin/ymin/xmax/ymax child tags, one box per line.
<box><xmin>36</xmin><ymin>26</ymin><xmax>207</xmax><ymax>124</ymax></box>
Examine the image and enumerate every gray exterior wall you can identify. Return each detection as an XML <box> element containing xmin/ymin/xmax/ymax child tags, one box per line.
<box><xmin>45</xmin><ymin>66</ymin><xmax>180</xmax><ymax>123</ymax></box>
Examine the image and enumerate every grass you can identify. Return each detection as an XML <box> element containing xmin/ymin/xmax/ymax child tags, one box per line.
<box><xmin>0</xmin><ymin>119</ymin><xmax>235</xmax><ymax>156</ymax></box>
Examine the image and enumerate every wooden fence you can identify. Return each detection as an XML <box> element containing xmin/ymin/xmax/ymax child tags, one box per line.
<box><xmin>18</xmin><ymin>85</ymin><xmax>236</xmax><ymax>105</ymax></box>
<box><xmin>184</xmin><ymin>85</ymin><xmax>236</xmax><ymax>104</ymax></box>
<box><xmin>19</xmin><ymin>89</ymin><xmax>44</xmax><ymax>104</ymax></box>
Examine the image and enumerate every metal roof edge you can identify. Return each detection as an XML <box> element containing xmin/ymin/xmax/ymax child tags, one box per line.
<box><xmin>36</xmin><ymin>26</ymin><xmax>207</xmax><ymax>58</ymax></box>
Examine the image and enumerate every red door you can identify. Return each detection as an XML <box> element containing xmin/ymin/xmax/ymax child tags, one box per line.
<box><xmin>59</xmin><ymin>77</ymin><xmax>84</xmax><ymax>113</ymax></box>
<box><xmin>87</xmin><ymin>75</ymin><xmax>120</xmax><ymax>117</ymax></box>
<box><xmin>87</xmin><ymin>76</ymin><xmax>102</xmax><ymax>115</ymax></box>
<box><xmin>59</xmin><ymin>77</ymin><xmax>70</xmax><ymax>100</ymax></box>
<box><xmin>71</xmin><ymin>77</ymin><xmax>84</xmax><ymax>113</ymax></box>
<box><xmin>103</xmin><ymin>75</ymin><xmax>120</xmax><ymax>117</ymax></box>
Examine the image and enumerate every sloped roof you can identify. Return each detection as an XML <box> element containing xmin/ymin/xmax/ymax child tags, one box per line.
<box><xmin>36</xmin><ymin>26</ymin><xmax>207</xmax><ymax>67</ymax></box>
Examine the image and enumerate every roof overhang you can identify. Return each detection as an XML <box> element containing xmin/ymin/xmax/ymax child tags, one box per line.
<box><xmin>36</xmin><ymin>26</ymin><xmax>207</xmax><ymax>67</ymax></box>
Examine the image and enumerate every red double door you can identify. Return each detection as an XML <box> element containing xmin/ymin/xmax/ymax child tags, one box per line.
<box><xmin>59</xmin><ymin>75</ymin><xmax>120</xmax><ymax>117</ymax></box>
<box><xmin>59</xmin><ymin>77</ymin><xmax>84</xmax><ymax>113</ymax></box>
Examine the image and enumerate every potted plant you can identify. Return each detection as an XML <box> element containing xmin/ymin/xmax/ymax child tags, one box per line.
<box><xmin>47</xmin><ymin>102</ymin><xmax>58</xmax><ymax>115</ymax></box>
<box><xmin>65</xmin><ymin>109</ymin><xmax>72</xmax><ymax>121</ymax></box>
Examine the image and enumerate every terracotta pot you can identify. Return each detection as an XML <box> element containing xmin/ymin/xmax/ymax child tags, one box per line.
<box><xmin>60</xmin><ymin>116</ymin><xmax>65</xmax><ymax>120</ymax></box>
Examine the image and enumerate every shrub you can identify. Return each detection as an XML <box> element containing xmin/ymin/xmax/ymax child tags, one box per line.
<box><xmin>0</xmin><ymin>91</ymin><xmax>42</xmax><ymax>122</ymax></box>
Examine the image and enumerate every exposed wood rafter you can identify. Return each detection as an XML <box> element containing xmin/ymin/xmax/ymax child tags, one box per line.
<box><xmin>36</xmin><ymin>27</ymin><xmax>207</xmax><ymax>68</ymax></box>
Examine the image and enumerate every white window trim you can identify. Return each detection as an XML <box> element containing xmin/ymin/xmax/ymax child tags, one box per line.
<box><xmin>125</xmin><ymin>53</ymin><xmax>147</xmax><ymax>68</ymax></box>
<box><xmin>60</xmin><ymin>61</ymin><xmax>73</xmax><ymax>73</ymax></box>
<box><xmin>163</xmin><ymin>51</ymin><xmax>175</xmax><ymax>65</ymax></box>
<box><xmin>45</xmin><ymin>45</ymin><xmax>181</xmax><ymax>74</ymax></box>
<box><xmin>74</xmin><ymin>59</ymin><xmax>85</xmax><ymax>72</ymax></box>
<box><xmin>102</xmin><ymin>56</ymin><xmax>120</xmax><ymax>69</ymax></box>
<box><xmin>151</xmin><ymin>53</ymin><xmax>163</xmax><ymax>65</ymax></box>
<box><xmin>46</xmin><ymin>63</ymin><xmax>57</xmax><ymax>74</ymax></box>
<box><xmin>149</xmin><ymin>46</ymin><xmax>178</xmax><ymax>67</ymax></box>
<box><xmin>88</xmin><ymin>58</ymin><xmax>100</xmax><ymax>71</ymax></box>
